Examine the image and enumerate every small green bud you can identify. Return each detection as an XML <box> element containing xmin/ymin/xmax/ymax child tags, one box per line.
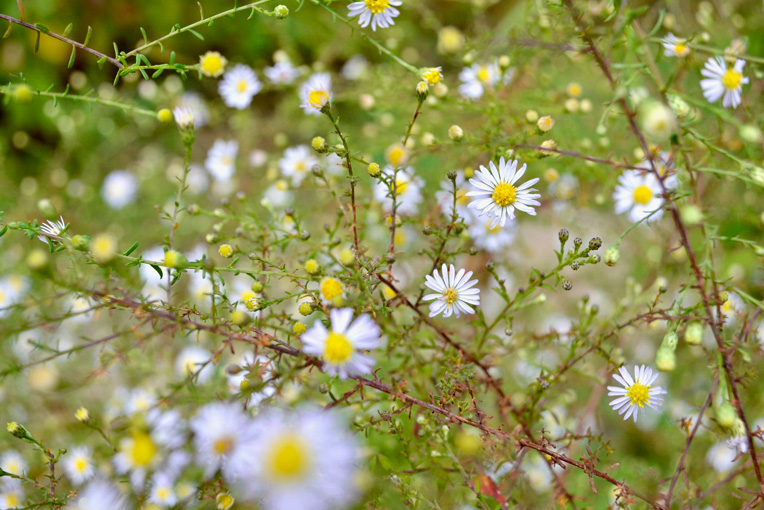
<box><xmin>312</xmin><ymin>136</ymin><xmax>327</xmax><ymax>153</ymax></box>
<box><xmin>164</xmin><ymin>250</ymin><xmax>187</xmax><ymax>269</ymax></box>
<box><xmin>717</xmin><ymin>401</ymin><xmax>737</xmax><ymax>429</ymax></box>
<box><xmin>684</xmin><ymin>322</ymin><xmax>703</xmax><ymax>345</ymax></box>
<box><xmin>187</xmin><ymin>204</ymin><xmax>200</xmax><ymax>215</ymax></box>
<box><xmin>662</xmin><ymin>331</ymin><xmax>678</xmax><ymax>351</ymax></box>
<box><xmin>274</xmin><ymin>4</ymin><xmax>289</xmax><ymax>18</ymax></box>
<box><xmin>448</xmin><ymin>125</ymin><xmax>464</xmax><ymax>142</ymax></box>
<box><xmin>588</xmin><ymin>237</ymin><xmax>602</xmax><ymax>251</ymax></box>
<box><xmin>367</xmin><ymin>162</ymin><xmax>381</xmax><ymax>178</ymax></box>
<box><xmin>558</xmin><ymin>228</ymin><xmax>569</xmax><ymax>244</ymax></box>
<box><xmin>251</xmin><ymin>282</ymin><xmax>263</xmax><ymax>293</ymax></box>
<box><xmin>655</xmin><ymin>346</ymin><xmax>676</xmax><ymax>372</ymax></box>
<box><xmin>605</xmin><ymin>246</ymin><xmax>620</xmax><ymax>266</ymax></box>
<box><xmin>416</xmin><ymin>81</ymin><xmax>429</xmax><ymax>98</ymax></box>
<box><xmin>298</xmin><ymin>302</ymin><xmax>313</xmax><ymax>316</ymax></box>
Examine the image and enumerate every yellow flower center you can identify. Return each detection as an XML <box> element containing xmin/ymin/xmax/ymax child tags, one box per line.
<box><xmin>422</xmin><ymin>68</ymin><xmax>441</xmax><ymax>85</ymax></box>
<box><xmin>443</xmin><ymin>288</ymin><xmax>458</xmax><ymax>305</ymax></box>
<box><xmin>324</xmin><ymin>331</ymin><xmax>353</xmax><ymax>364</ymax></box>
<box><xmin>722</xmin><ymin>70</ymin><xmax>742</xmax><ymax>90</ymax></box>
<box><xmin>5</xmin><ymin>494</ymin><xmax>18</xmax><ymax>507</ymax></box>
<box><xmin>485</xmin><ymin>221</ymin><xmax>500</xmax><ymax>234</ymax></box>
<box><xmin>308</xmin><ymin>90</ymin><xmax>329</xmax><ymax>109</ymax></box>
<box><xmin>321</xmin><ymin>278</ymin><xmax>343</xmax><ymax>301</ymax></box>
<box><xmin>674</xmin><ymin>44</ymin><xmax>688</xmax><ymax>55</ymax></box>
<box><xmin>295</xmin><ymin>161</ymin><xmax>307</xmax><ymax>173</ymax></box>
<box><xmin>202</xmin><ymin>55</ymin><xmax>223</xmax><ymax>76</ymax></box>
<box><xmin>128</xmin><ymin>432</ymin><xmax>157</xmax><ymax>467</ymax></box>
<box><xmin>75</xmin><ymin>457</ymin><xmax>88</xmax><ymax>473</ymax></box>
<box><xmin>633</xmin><ymin>185</ymin><xmax>653</xmax><ymax>205</ymax></box>
<box><xmin>386</xmin><ymin>145</ymin><xmax>408</xmax><ymax>166</ymax></box>
<box><xmin>394</xmin><ymin>178</ymin><xmax>408</xmax><ymax>195</ymax></box>
<box><xmin>626</xmin><ymin>381</ymin><xmax>651</xmax><ymax>408</ymax></box>
<box><xmin>213</xmin><ymin>436</ymin><xmax>234</xmax><ymax>455</ymax></box>
<box><xmin>492</xmin><ymin>183</ymin><xmax>517</xmax><ymax>206</ymax></box>
<box><xmin>364</xmin><ymin>0</ymin><xmax>391</xmax><ymax>14</ymax></box>
<box><xmin>477</xmin><ymin>66</ymin><xmax>491</xmax><ymax>83</ymax></box>
<box><xmin>156</xmin><ymin>487</ymin><xmax>171</xmax><ymax>501</ymax></box>
<box><xmin>266</xmin><ymin>434</ymin><xmax>310</xmax><ymax>481</ymax></box>
<box><xmin>236</xmin><ymin>80</ymin><xmax>248</xmax><ymax>93</ymax></box>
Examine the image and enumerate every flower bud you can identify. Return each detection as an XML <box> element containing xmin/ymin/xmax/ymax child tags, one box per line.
<box><xmin>230</xmin><ymin>309</ymin><xmax>249</xmax><ymax>326</ymax></box>
<box><xmin>274</xmin><ymin>4</ymin><xmax>289</xmax><ymax>18</ymax></box>
<box><xmin>605</xmin><ymin>246</ymin><xmax>620</xmax><ymax>266</ymax></box>
<box><xmin>448</xmin><ymin>125</ymin><xmax>464</xmax><ymax>142</ymax></box>
<box><xmin>684</xmin><ymin>322</ymin><xmax>703</xmax><ymax>345</ymax></box>
<box><xmin>716</xmin><ymin>401</ymin><xmax>737</xmax><ymax>429</ymax></box>
<box><xmin>558</xmin><ymin>228</ymin><xmax>569</xmax><ymax>244</ymax></box>
<box><xmin>298</xmin><ymin>302</ymin><xmax>313</xmax><ymax>316</ymax></box>
<box><xmin>339</xmin><ymin>249</ymin><xmax>355</xmax><ymax>266</ymax></box>
<box><xmin>72</xmin><ymin>235</ymin><xmax>90</xmax><ymax>251</ymax></box>
<box><xmin>251</xmin><ymin>281</ymin><xmax>263</xmax><ymax>293</ymax></box>
<box><xmin>216</xmin><ymin>492</ymin><xmax>235</xmax><ymax>510</ymax></box>
<box><xmin>7</xmin><ymin>422</ymin><xmax>34</xmax><ymax>442</ymax></box>
<box><xmin>91</xmin><ymin>233</ymin><xmax>118</xmax><ymax>264</ymax></box>
<box><xmin>537</xmin><ymin>115</ymin><xmax>555</xmax><ymax>133</ymax></box>
<box><xmin>157</xmin><ymin>108</ymin><xmax>174</xmax><ymax>123</ymax></box>
<box><xmin>655</xmin><ymin>346</ymin><xmax>676</xmax><ymax>372</ymax></box>
<box><xmin>218</xmin><ymin>244</ymin><xmax>234</xmax><ymax>258</ymax></box>
<box><xmin>14</xmin><ymin>84</ymin><xmax>33</xmax><ymax>103</ymax></box>
<box><xmin>304</xmin><ymin>259</ymin><xmax>320</xmax><ymax>274</ymax></box>
<box><xmin>75</xmin><ymin>407</ymin><xmax>90</xmax><ymax>422</ymax></box>
<box><xmin>416</xmin><ymin>81</ymin><xmax>429</xmax><ymax>98</ymax></box>
<box><xmin>367</xmin><ymin>162</ymin><xmax>381</xmax><ymax>178</ymax></box>
<box><xmin>293</xmin><ymin>322</ymin><xmax>307</xmax><ymax>335</ymax></box>
<box><xmin>311</xmin><ymin>136</ymin><xmax>327</xmax><ymax>153</ymax></box>
<box><xmin>588</xmin><ymin>237</ymin><xmax>602</xmax><ymax>251</ymax></box>
<box><xmin>164</xmin><ymin>250</ymin><xmax>187</xmax><ymax>269</ymax></box>
<box><xmin>662</xmin><ymin>331</ymin><xmax>678</xmax><ymax>351</ymax></box>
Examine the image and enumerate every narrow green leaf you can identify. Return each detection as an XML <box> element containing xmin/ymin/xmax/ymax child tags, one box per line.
<box><xmin>67</xmin><ymin>45</ymin><xmax>76</xmax><ymax>68</ymax></box>
<box><xmin>150</xmin><ymin>264</ymin><xmax>163</xmax><ymax>278</ymax></box>
<box><xmin>84</xmin><ymin>26</ymin><xmax>92</xmax><ymax>46</ymax></box>
<box><xmin>139</xmin><ymin>26</ymin><xmax>148</xmax><ymax>46</ymax></box>
<box><xmin>63</xmin><ymin>23</ymin><xmax>73</xmax><ymax>36</ymax></box>
<box><xmin>34</xmin><ymin>23</ymin><xmax>49</xmax><ymax>34</ymax></box>
<box><xmin>34</xmin><ymin>31</ymin><xmax>40</xmax><ymax>53</ymax></box>
<box><xmin>123</xmin><ymin>242</ymin><xmax>139</xmax><ymax>256</ymax></box>
<box><xmin>187</xmin><ymin>28</ymin><xmax>204</xmax><ymax>41</ymax></box>
<box><xmin>0</xmin><ymin>225</ymin><xmax>7</xmax><ymax>238</ymax></box>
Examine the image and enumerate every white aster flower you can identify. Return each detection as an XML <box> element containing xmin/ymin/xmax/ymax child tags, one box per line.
<box><xmin>435</xmin><ymin>170</ymin><xmax>470</xmax><ymax>219</ymax></box>
<box><xmin>113</xmin><ymin>429</ymin><xmax>162</xmax><ymax>489</ymax></box>
<box><xmin>720</xmin><ymin>291</ymin><xmax>744</xmax><ymax>322</ymax></box>
<box><xmin>190</xmin><ymin>402</ymin><xmax>254</xmax><ymax>480</ymax></box>
<box><xmin>205</xmin><ymin>139</ymin><xmax>239</xmax><ymax>182</ymax></box>
<box><xmin>458</xmin><ymin>61</ymin><xmax>512</xmax><ymax>100</ymax></box>
<box><xmin>279</xmin><ymin>145</ymin><xmax>319</xmax><ymax>186</ymax></box>
<box><xmin>172</xmin><ymin>106</ymin><xmax>194</xmax><ymax>129</ymax></box>
<box><xmin>373</xmin><ymin>166</ymin><xmax>424</xmax><ymax>216</ymax></box>
<box><xmin>148</xmin><ymin>472</ymin><xmax>178</xmax><ymax>508</ymax></box>
<box><xmin>607</xmin><ymin>365</ymin><xmax>667</xmax><ymax>422</ymax></box>
<box><xmin>465</xmin><ymin>209</ymin><xmax>517</xmax><ymax>254</ymax></box>
<box><xmin>175</xmin><ymin>91</ymin><xmax>208</xmax><ymax>127</ymax></box>
<box><xmin>231</xmin><ymin>406</ymin><xmax>359</xmax><ymax>510</ymax></box>
<box><xmin>706</xmin><ymin>441</ymin><xmax>738</xmax><ymax>473</ymax></box>
<box><xmin>146</xmin><ymin>408</ymin><xmax>187</xmax><ymax>451</ymax></box>
<box><xmin>0</xmin><ymin>451</ymin><xmax>26</xmax><ymax>476</ymax></box>
<box><xmin>63</xmin><ymin>446</ymin><xmax>95</xmax><ymax>485</ymax></box>
<box><xmin>0</xmin><ymin>480</ymin><xmax>23</xmax><ymax>510</ymax></box>
<box><xmin>613</xmin><ymin>170</ymin><xmax>664</xmax><ymax>223</ymax></box>
<box><xmin>262</xmin><ymin>180</ymin><xmax>293</xmax><ymax>209</ymax></box>
<box><xmin>300</xmin><ymin>73</ymin><xmax>332</xmax><ymax>115</ymax></box>
<box><xmin>341</xmin><ymin>55</ymin><xmax>369</xmax><ymax>81</ymax></box>
<box><xmin>348</xmin><ymin>0</ymin><xmax>402</xmax><ymax>31</ymax></box>
<box><xmin>175</xmin><ymin>346</ymin><xmax>214</xmax><ymax>383</ymax></box>
<box><xmin>700</xmin><ymin>57</ymin><xmax>748</xmax><ymax>109</ymax></box>
<box><xmin>218</xmin><ymin>64</ymin><xmax>263</xmax><ymax>109</ymax></box>
<box><xmin>636</xmin><ymin>152</ymin><xmax>677</xmax><ymax>189</ymax></box>
<box><xmin>466</xmin><ymin>157</ymin><xmax>541</xmax><ymax>228</ymax></box>
<box><xmin>37</xmin><ymin>216</ymin><xmax>66</xmax><ymax>243</ymax></box>
<box><xmin>101</xmin><ymin>170</ymin><xmax>138</xmax><ymax>209</ymax></box>
<box><xmin>662</xmin><ymin>33</ymin><xmax>690</xmax><ymax>57</ymax></box>
<box><xmin>264</xmin><ymin>60</ymin><xmax>299</xmax><ymax>85</ymax></box>
<box><xmin>301</xmin><ymin>308</ymin><xmax>382</xmax><ymax>380</ymax></box>
<box><xmin>423</xmin><ymin>264</ymin><xmax>481</xmax><ymax>318</ymax></box>
<box><xmin>71</xmin><ymin>479</ymin><xmax>130</xmax><ymax>510</ymax></box>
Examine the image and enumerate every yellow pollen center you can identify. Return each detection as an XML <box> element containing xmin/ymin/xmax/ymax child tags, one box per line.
<box><xmin>236</xmin><ymin>80</ymin><xmax>248</xmax><ymax>93</ymax></box>
<box><xmin>674</xmin><ymin>44</ymin><xmax>688</xmax><ymax>54</ymax></box>
<box><xmin>308</xmin><ymin>90</ymin><xmax>329</xmax><ymax>109</ymax></box>
<box><xmin>722</xmin><ymin>70</ymin><xmax>742</xmax><ymax>90</ymax></box>
<box><xmin>633</xmin><ymin>185</ymin><xmax>653</xmax><ymax>205</ymax></box>
<box><xmin>394</xmin><ymin>178</ymin><xmax>408</xmax><ymax>195</ymax></box>
<box><xmin>5</xmin><ymin>494</ymin><xmax>18</xmax><ymax>507</ymax></box>
<box><xmin>202</xmin><ymin>55</ymin><xmax>223</xmax><ymax>75</ymax></box>
<box><xmin>75</xmin><ymin>458</ymin><xmax>88</xmax><ymax>472</ymax></box>
<box><xmin>477</xmin><ymin>66</ymin><xmax>490</xmax><ymax>83</ymax></box>
<box><xmin>492</xmin><ymin>183</ymin><xmax>517</xmax><ymax>206</ymax></box>
<box><xmin>443</xmin><ymin>288</ymin><xmax>458</xmax><ymax>305</ymax></box>
<box><xmin>324</xmin><ymin>331</ymin><xmax>353</xmax><ymax>364</ymax></box>
<box><xmin>423</xmin><ymin>69</ymin><xmax>441</xmax><ymax>84</ymax></box>
<box><xmin>295</xmin><ymin>161</ymin><xmax>307</xmax><ymax>172</ymax></box>
<box><xmin>213</xmin><ymin>437</ymin><xmax>234</xmax><ymax>455</ymax></box>
<box><xmin>626</xmin><ymin>381</ymin><xmax>651</xmax><ymax>408</ymax></box>
<box><xmin>321</xmin><ymin>278</ymin><xmax>343</xmax><ymax>301</ymax></box>
<box><xmin>267</xmin><ymin>435</ymin><xmax>310</xmax><ymax>481</ymax></box>
<box><xmin>129</xmin><ymin>432</ymin><xmax>157</xmax><ymax>467</ymax></box>
<box><xmin>364</xmin><ymin>0</ymin><xmax>391</xmax><ymax>14</ymax></box>
<box><xmin>485</xmin><ymin>222</ymin><xmax>500</xmax><ymax>234</ymax></box>
<box><xmin>156</xmin><ymin>488</ymin><xmax>170</xmax><ymax>500</ymax></box>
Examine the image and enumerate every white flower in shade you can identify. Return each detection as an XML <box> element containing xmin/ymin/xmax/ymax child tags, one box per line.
<box><xmin>607</xmin><ymin>365</ymin><xmax>667</xmax><ymax>422</ymax></box>
<box><xmin>148</xmin><ymin>472</ymin><xmax>178</xmax><ymax>508</ymax></box>
<box><xmin>323</xmin><ymin>153</ymin><xmax>346</xmax><ymax>176</ymax></box>
<box><xmin>662</xmin><ymin>33</ymin><xmax>690</xmax><ymax>57</ymax></box>
<box><xmin>435</xmin><ymin>170</ymin><xmax>470</xmax><ymax>219</ymax></box>
<box><xmin>262</xmin><ymin>180</ymin><xmax>293</xmax><ymax>209</ymax></box>
<box><xmin>0</xmin><ymin>451</ymin><xmax>26</xmax><ymax>476</ymax></box>
<box><xmin>423</xmin><ymin>264</ymin><xmax>481</xmax><ymax>318</ymax></box>
<box><xmin>102</xmin><ymin>170</ymin><xmax>138</xmax><ymax>209</ymax></box>
<box><xmin>300</xmin><ymin>73</ymin><xmax>332</xmax><ymax>115</ymax></box>
<box><xmin>113</xmin><ymin>429</ymin><xmax>162</xmax><ymax>488</ymax></box>
<box><xmin>219</xmin><ymin>64</ymin><xmax>262</xmax><ymax>109</ymax></box>
<box><xmin>63</xmin><ymin>446</ymin><xmax>94</xmax><ymax>485</ymax></box>
<box><xmin>279</xmin><ymin>145</ymin><xmax>319</xmax><ymax>186</ymax></box>
<box><xmin>37</xmin><ymin>216</ymin><xmax>66</xmax><ymax>243</ymax></box>
<box><xmin>125</xmin><ymin>388</ymin><xmax>157</xmax><ymax>416</ymax></box>
<box><xmin>146</xmin><ymin>408</ymin><xmax>187</xmax><ymax>451</ymax></box>
<box><xmin>175</xmin><ymin>346</ymin><xmax>213</xmax><ymax>383</ymax></box>
<box><xmin>264</xmin><ymin>61</ymin><xmax>299</xmax><ymax>85</ymax></box>
<box><xmin>231</xmin><ymin>407</ymin><xmax>359</xmax><ymax>510</ymax></box>
<box><xmin>172</xmin><ymin>106</ymin><xmax>194</xmax><ymax>129</ymax></box>
<box><xmin>226</xmin><ymin>353</ymin><xmax>278</xmax><ymax>406</ymax></box>
<box><xmin>373</xmin><ymin>166</ymin><xmax>424</xmax><ymax>216</ymax></box>
<box><xmin>458</xmin><ymin>62</ymin><xmax>512</xmax><ymax>100</ymax></box>
<box><xmin>613</xmin><ymin>170</ymin><xmax>664</xmax><ymax>223</ymax></box>
<box><xmin>637</xmin><ymin>152</ymin><xmax>677</xmax><ymax>189</ymax></box>
<box><xmin>466</xmin><ymin>157</ymin><xmax>541</xmax><ymax>228</ymax></box>
<box><xmin>0</xmin><ymin>480</ymin><xmax>23</xmax><ymax>510</ymax></box>
<box><xmin>341</xmin><ymin>55</ymin><xmax>369</xmax><ymax>81</ymax></box>
<box><xmin>301</xmin><ymin>308</ymin><xmax>382</xmax><ymax>380</ymax></box>
<box><xmin>71</xmin><ymin>479</ymin><xmax>130</xmax><ymax>510</ymax></box>
<box><xmin>700</xmin><ymin>57</ymin><xmax>748</xmax><ymax>108</ymax></box>
<box><xmin>720</xmin><ymin>291</ymin><xmax>744</xmax><ymax>322</ymax></box>
<box><xmin>190</xmin><ymin>402</ymin><xmax>253</xmax><ymax>479</ymax></box>
<box><xmin>706</xmin><ymin>441</ymin><xmax>738</xmax><ymax>472</ymax></box>
<box><xmin>205</xmin><ymin>140</ymin><xmax>238</xmax><ymax>181</ymax></box>
<box><xmin>176</xmin><ymin>92</ymin><xmax>209</xmax><ymax>127</ymax></box>
<box><xmin>465</xmin><ymin>209</ymin><xmax>517</xmax><ymax>254</ymax></box>
<box><xmin>348</xmin><ymin>0</ymin><xmax>402</xmax><ymax>31</ymax></box>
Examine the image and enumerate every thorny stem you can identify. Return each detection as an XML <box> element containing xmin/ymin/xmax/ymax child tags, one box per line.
<box><xmin>166</xmin><ymin>140</ymin><xmax>194</xmax><ymax>303</ymax></box>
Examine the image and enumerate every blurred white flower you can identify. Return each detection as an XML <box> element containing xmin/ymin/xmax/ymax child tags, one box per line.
<box><xmin>279</xmin><ymin>145</ymin><xmax>318</xmax><ymax>186</ymax></box>
<box><xmin>101</xmin><ymin>170</ymin><xmax>138</xmax><ymax>209</ymax></box>
<box><xmin>264</xmin><ymin>60</ymin><xmax>299</xmax><ymax>85</ymax></box>
<box><xmin>219</xmin><ymin>64</ymin><xmax>262</xmax><ymax>109</ymax></box>
<box><xmin>300</xmin><ymin>73</ymin><xmax>332</xmax><ymax>115</ymax></box>
<box><xmin>205</xmin><ymin>139</ymin><xmax>238</xmax><ymax>182</ymax></box>
<box><xmin>373</xmin><ymin>166</ymin><xmax>424</xmax><ymax>216</ymax></box>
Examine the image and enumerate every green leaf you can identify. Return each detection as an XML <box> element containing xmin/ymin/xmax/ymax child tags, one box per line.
<box><xmin>187</xmin><ymin>28</ymin><xmax>204</xmax><ymax>40</ymax></box>
<box><xmin>67</xmin><ymin>45</ymin><xmax>76</xmax><ymax>68</ymax></box>
<box><xmin>150</xmin><ymin>264</ymin><xmax>163</xmax><ymax>278</ymax></box>
<box><xmin>63</xmin><ymin>23</ymin><xmax>73</xmax><ymax>36</ymax></box>
<box><xmin>123</xmin><ymin>242</ymin><xmax>139</xmax><ymax>256</ymax></box>
<box><xmin>33</xmin><ymin>23</ymin><xmax>50</xmax><ymax>34</ymax></box>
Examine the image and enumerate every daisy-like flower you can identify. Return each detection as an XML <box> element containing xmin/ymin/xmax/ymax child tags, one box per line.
<box><xmin>264</xmin><ymin>60</ymin><xmax>299</xmax><ymax>85</ymax></box>
<box><xmin>700</xmin><ymin>57</ymin><xmax>749</xmax><ymax>109</ymax></box>
<box><xmin>301</xmin><ymin>308</ymin><xmax>382</xmax><ymax>380</ymax></box>
<box><xmin>373</xmin><ymin>166</ymin><xmax>424</xmax><ymax>216</ymax></box>
<box><xmin>466</xmin><ymin>157</ymin><xmax>541</xmax><ymax>228</ymax></box>
<box><xmin>218</xmin><ymin>64</ymin><xmax>263</xmax><ymax>109</ymax></box>
<box><xmin>101</xmin><ymin>170</ymin><xmax>138</xmax><ymax>209</ymax></box>
<box><xmin>172</xmin><ymin>106</ymin><xmax>194</xmax><ymax>129</ymax></box>
<box><xmin>231</xmin><ymin>406</ymin><xmax>359</xmax><ymax>510</ymax></box>
<box><xmin>175</xmin><ymin>346</ymin><xmax>214</xmax><ymax>383</ymax></box>
<box><xmin>662</xmin><ymin>33</ymin><xmax>690</xmax><ymax>57</ymax></box>
<box><xmin>421</xmin><ymin>66</ymin><xmax>443</xmax><ymax>85</ymax></box>
<box><xmin>63</xmin><ymin>446</ymin><xmax>95</xmax><ymax>485</ymax></box>
<box><xmin>190</xmin><ymin>402</ymin><xmax>254</xmax><ymax>479</ymax></box>
<box><xmin>613</xmin><ymin>170</ymin><xmax>664</xmax><ymax>222</ymax></box>
<box><xmin>148</xmin><ymin>472</ymin><xmax>178</xmax><ymax>508</ymax></box>
<box><xmin>636</xmin><ymin>152</ymin><xmax>677</xmax><ymax>189</ymax></box>
<box><xmin>0</xmin><ymin>480</ymin><xmax>23</xmax><ymax>510</ymax></box>
<box><xmin>348</xmin><ymin>0</ymin><xmax>402</xmax><ymax>31</ymax></box>
<box><xmin>71</xmin><ymin>479</ymin><xmax>130</xmax><ymax>510</ymax></box>
<box><xmin>423</xmin><ymin>264</ymin><xmax>481</xmax><ymax>318</ymax></box>
<box><xmin>37</xmin><ymin>216</ymin><xmax>66</xmax><ymax>243</ymax></box>
<box><xmin>300</xmin><ymin>73</ymin><xmax>332</xmax><ymax>115</ymax></box>
<box><xmin>113</xmin><ymin>429</ymin><xmax>162</xmax><ymax>488</ymax></box>
<box><xmin>205</xmin><ymin>139</ymin><xmax>238</xmax><ymax>182</ymax></box>
<box><xmin>458</xmin><ymin>61</ymin><xmax>512</xmax><ymax>100</ymax></box>
<box><xmin>0</xmin><ymin>451</ymin><xmax>26</xmax><ymax>476</ymax></box>
<box><xmin>279</xmin><ymin>145</ymin><xmax>319</xmax><ymax>186</ymax></box>
<box><xmin>175</xmin><ymin>92</ymin><xmax>209</xmax><ymax>127</ymax></box>
<box><xmin>199</xmin><ymin>51</ymin><xmax>227</xmax><ymax>78</ymax></box>
<box><xmin>465</xmin><ymin>209</ymin><xmax>517</xmax><ymax>254</ymax></box>
<box><xmin>341</xmin><ymin>55</ymin><xmax>369</xmax><ymax>81</ymax></box>
<box><xmin>607</xmin><ymin>365</ymin><xmax>667</xmax><ymax>422</ymax></box>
